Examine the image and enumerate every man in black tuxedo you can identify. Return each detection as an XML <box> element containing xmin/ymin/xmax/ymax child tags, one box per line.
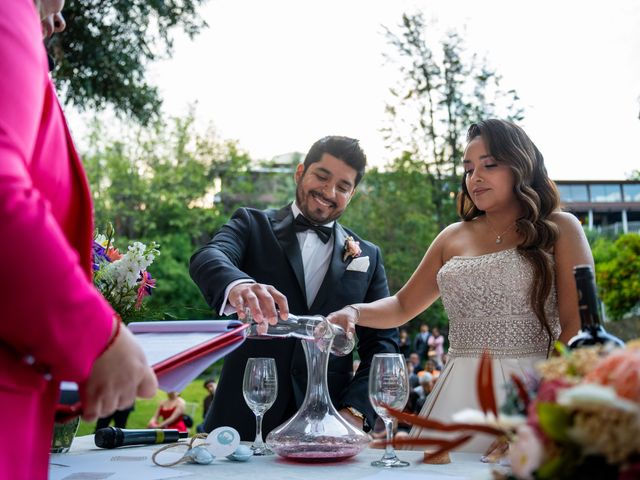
<box><xmin>190</xmin><ymin>136</ymin><xmax>399</xmax><ymax>440</ymax></box>
<box><xmin>413</xmin><ymin>323</ymin><xmax>431</xmax><ymax>362</ymax></box>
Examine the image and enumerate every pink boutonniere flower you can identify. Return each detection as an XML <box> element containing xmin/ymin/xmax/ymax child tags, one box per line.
<box><xmin>343</xmin><ymin>236</ymin><xmax>361</xmax><ymax>262</ymax></box>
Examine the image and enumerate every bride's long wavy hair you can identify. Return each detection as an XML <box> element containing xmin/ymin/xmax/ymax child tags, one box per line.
<box><xmin>457</xmin><ymin>119</ymin><xmax>560</xmax><ymax>348</ymax></box>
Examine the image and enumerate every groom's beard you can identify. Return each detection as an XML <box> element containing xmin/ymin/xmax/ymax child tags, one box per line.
<box><xmin>295</xmin><ymin>184</ymin><xmax>344</xmax><ymax>225</ymax></box>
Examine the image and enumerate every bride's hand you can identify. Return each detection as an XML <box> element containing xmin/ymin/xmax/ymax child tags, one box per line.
<box><xmin>326</xmin><ymin>307</ymin><xmax>358</xmax><ymax>340</ymax></box>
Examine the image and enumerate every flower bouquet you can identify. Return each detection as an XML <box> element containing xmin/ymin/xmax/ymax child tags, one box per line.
<box><xmin>92</xmin><ymin>227</ymin><xmax>160</xmax><ymax>323</ymax></box>
<box><xmin>384</xmin><ymin>342</ymin><xmax>640</xmax><ymax>479</ymax></box>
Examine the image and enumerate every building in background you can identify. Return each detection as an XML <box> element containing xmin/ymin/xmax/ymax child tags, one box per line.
<box><xmin>557</xmin><ymin>180</ymin><xmax>640</xmax><ymax>235</ymax></box>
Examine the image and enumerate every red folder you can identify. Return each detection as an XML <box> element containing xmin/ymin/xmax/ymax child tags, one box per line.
<box><xmin>55</xmin><ymin>320</ymin><xmax>249</xmax><ymax>423</ymax></box>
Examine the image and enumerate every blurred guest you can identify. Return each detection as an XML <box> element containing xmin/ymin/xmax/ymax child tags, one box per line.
<box><xmin>196</xmin><ymin>378</ymin><xmax>216</xmax><ymax>433</ymax></box>
<box><xmin>406</xmin><ymin>358</ymin><xmax>419</xmax><ymax>390</ymax></box>
<box><xmin>95</xmin><ymin>405</ymin><xmax>134</xmax><ymax>431</ymax></box>
<box><xmin>413</xmin><ymin>372</ymin><xmax>434</xmax><ymax>412</ymax></box>
<box><xmin>398</xmin><ymin>328</ymin><xmax>412</xmax><ymax>359</ymax></box>
<box><xmin>148</xmin><ymin>391</ymin><xmax>187</xmax><ymax>432</ymax></box>
<box><xmin>413</xmin><ymin>323</ymin><xmax>431</xmax><ymax>361</ymax></box>
<box><xmin>408</xmin><ymin>352</ymin><xmax>423</xmax><ymax>375</ymax></box>
<box><xmin>428</xmin><ymin>326</ymin><xmax>445</xmax><ymax>368</ymax></box>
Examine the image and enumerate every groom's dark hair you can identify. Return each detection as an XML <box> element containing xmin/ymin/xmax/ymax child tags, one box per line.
<box><xmin>303</xmin><ymin>136</ymin><xmax>367</xmax><ymax>186</ymax></box>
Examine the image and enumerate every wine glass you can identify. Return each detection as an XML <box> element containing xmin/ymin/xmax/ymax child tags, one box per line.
<box><xmin>243</xmin><ymin>357</ymin><xmax>278</xmax><ymax>455</ymax></box>
<box><xmin>368</xmin><ymin>353</ymin><xmax>410</xmax><ymax>467</ymax></box>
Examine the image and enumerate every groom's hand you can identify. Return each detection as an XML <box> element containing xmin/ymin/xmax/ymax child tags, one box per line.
<box><xmin>229</xmin><ymin>283</ymin><xmax>289</xmax><ymax>328</ymax></box>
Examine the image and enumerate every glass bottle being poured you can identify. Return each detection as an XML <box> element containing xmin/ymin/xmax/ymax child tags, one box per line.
<box><xmin>243</xmin><ymin>309</ymin><xmax>355</xmax><ymax>356</ymax></box>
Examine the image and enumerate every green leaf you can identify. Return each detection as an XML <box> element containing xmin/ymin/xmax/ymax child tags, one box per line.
<box><xmin>536</xmin><ymin>402</ymin><xmax>572</xmax><ymax>442</ymax></box>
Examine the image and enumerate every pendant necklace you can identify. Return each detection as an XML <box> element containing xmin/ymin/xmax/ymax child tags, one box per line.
<box><xmin>485</xmin><ymin>216</ymin><xmax>515</xmax><ymax>244</ymax></box>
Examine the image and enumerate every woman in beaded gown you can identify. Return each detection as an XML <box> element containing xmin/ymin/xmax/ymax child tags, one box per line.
<box><xmin>327</xmin><ymin>119</ymin><xmax>594</xmax><ymax>454</ymax></box>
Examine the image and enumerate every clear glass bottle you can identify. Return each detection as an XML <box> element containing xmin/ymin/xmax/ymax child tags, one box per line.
<box><xmin>567</xmin><ymin>265</ymin><xmax>624</xmax><ymax>349</ymax></box>
<box><xmin>245</xmin><ymin>313</ymin><xmax>355</xmax><ymax>356</ymax></box>
<box><xmin>265</xmin><ymin>328</ymin><xmax>370</xmax><ymax>461</ymax></box>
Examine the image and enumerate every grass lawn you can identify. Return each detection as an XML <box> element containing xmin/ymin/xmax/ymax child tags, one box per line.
<box><xmin>77</xmin><ymin>379</ymin><xmax>208</xmax><ymax>436</ymax></box>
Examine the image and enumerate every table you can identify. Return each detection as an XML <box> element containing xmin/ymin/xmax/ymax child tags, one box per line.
<box><xmin>49</xmin><ymin>435</ymin><xmax>495</xmax><ymax>480</ymax></box>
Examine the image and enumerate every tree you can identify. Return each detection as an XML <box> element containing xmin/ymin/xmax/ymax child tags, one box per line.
<box><xmin>591</xmin><ymin>233</ymin><xmax>640</xmax><ymax>320</ymax></box>
<box><xmin>382</xmin><ymin>13</ymin><xmax>523</xmax><ymax>231</ymax></box>
<box><xmin>48</xmin><ymin>0</ymin><xmax>208</xmax><ymax>125</ymax></box>
<box><xmin>82</xmin><ymin>112</ymin><xmax>254</xmax><ymax>318</ymax></box>
<box><xmin>342</xmin><ymin>156</ymin><xmax>447</xmax><ymax>331</ymax></box>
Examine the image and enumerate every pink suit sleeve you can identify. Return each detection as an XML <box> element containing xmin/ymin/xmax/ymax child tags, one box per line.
<box><xmin>0</xmin><ymin>0</ymin><xmax>113</xmax><ymax>383</ymax></box>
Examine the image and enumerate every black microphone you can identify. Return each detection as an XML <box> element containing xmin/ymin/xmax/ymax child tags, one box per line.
<box><xmin>94</xmin><ymin>427</ymin><xmax>188</xmax><ymax>449</ymax></box>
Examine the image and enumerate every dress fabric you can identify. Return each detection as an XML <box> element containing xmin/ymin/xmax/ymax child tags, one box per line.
<box><xmin>158</xmin><ymin>406</ymin><xmax>187</xmax><ymax>432</ymax></box>
<box><xmin>409</xmin><ymin>248</ymin><xmax>560</xmax><ymax>453</ymax></box>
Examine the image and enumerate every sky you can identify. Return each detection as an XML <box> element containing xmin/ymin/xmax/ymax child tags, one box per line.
<box><xmin>144</xmin><ymin>0</ymin><xmax>640</xmax><ymax>180</ymax></box>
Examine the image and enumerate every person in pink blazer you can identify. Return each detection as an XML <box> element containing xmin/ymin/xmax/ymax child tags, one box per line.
<box><xmin>0</xmin><ymin>1</ymin><xmax>157</xmax><ymax>478</ymax></box>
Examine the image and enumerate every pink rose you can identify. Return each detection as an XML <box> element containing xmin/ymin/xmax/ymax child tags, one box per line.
<box><xmin>509</xmin><ymin>424</ymin><xmax>544</xmax><ymax>480</ymax></box>
<box><xmin>343</xmin><ymin>236</ymin><xmax>361</xmax><ymax>261</ymax></box>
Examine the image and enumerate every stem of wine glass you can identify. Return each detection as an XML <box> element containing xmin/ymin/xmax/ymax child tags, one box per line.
<box><xmin>253</xmin><ymin>413</ymin><xmax>265</xmax><ymax>449</ymax></box>
<box><xmin>381</xmin><ymin>417</ymin><xmax>398</xmax><ymax>461</ymax></box>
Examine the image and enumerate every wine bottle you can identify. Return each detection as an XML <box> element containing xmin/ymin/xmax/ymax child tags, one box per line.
<box><xmin>245</xmin><ymin>312</ymin><xmax>355</xmax><ymax>356</ymax></box>
<box><xmin>567</xmin><ymin>265</ymin><xmax>624</xmax><ymax>349</ymax></box>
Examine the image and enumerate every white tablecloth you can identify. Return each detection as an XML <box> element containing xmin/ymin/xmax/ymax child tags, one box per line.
<box><xmin>49</xmin><ymin>435</ymin><xmax>494</xmax><ymax>480</ymax></box>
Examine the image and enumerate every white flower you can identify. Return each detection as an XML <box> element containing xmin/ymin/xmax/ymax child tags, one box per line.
<box><xmin>95</xmin><ymin>233</ymin><xmax>109</xmax><ymax>247</ymax></box>
<box><xmin>452</xmin><ymin>408</ymin><xmax>526</xmax><ymax>430</ymax></box>
<box><xmin>509</xmin><ymin>424</ymin><xmax>544</xmax><ymax>480</ymax></box>
<box><xmin>557</xmin><ymin>383</ymin><xmax>638</xmax><ymax>412</ymax></box>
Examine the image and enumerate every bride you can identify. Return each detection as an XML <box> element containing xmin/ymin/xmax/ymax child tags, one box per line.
<box><xmin>326</xmin><ymin>118</ymin><xmax>593</xmax><ymax>453</ymax></box>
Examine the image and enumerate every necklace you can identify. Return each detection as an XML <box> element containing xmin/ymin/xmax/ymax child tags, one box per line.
<box><xmin>485</xmin><ymin>216</ymin><xmax>515</xmax><ymax>244</ymax></box>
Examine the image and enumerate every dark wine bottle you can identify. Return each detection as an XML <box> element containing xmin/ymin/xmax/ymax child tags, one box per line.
<box><xmin>567</xmin><ymin>265</ymin><xmax>624</xmax><ymax>349</ymax></box>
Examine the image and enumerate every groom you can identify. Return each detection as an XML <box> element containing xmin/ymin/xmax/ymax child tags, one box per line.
<box><xmin>189</xmin><ymin>135</ymin><xmax>399</xmax><ymax>439</ymax></box>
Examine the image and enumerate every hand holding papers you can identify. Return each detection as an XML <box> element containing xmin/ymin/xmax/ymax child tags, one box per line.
<box><xmin>55</xmin><ymin>320</ymin><xmax>248</xmax><ymax>421</ymax></box>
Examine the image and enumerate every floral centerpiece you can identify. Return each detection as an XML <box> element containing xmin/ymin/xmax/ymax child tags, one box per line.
<box><xmin>52</xmin><ymin>228</ymin><xmax>160</xmax><ymax>453</ymax></box>
<box><xmin>385</xmin><ymin>342</ymin><xmax>640</xmax><ymax>480</ymax></box>
<box><xmin>92</xmin><ymin>227</ymin><xmax>160</xmax><ymax>323</ymax></box>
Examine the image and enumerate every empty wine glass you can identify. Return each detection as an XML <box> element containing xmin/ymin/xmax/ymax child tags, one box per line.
<box><xmin>368</xmin><ymin>353</ymin><xmax>410</xmax><ymax>467</ymax></box>
<box><xmin>243</xmin><ymin>357</ymin><xmax>278</xmax><ymax>455</ymax></box>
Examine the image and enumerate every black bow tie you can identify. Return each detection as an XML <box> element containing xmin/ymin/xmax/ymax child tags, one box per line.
<box><xmin>293</xmin><ymin>215</ymin><xmax>332</xmax><ymax>243</ymax></box>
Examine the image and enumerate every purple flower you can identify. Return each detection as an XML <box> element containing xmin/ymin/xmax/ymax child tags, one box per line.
<box><xmin>92</xmin><ymin>241</ymin><xmax>110</xmax><ymax>271</ymax></box>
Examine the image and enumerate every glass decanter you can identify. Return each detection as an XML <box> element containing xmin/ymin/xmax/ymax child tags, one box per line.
<box><xmin>264</xmin><ymin>319</ymin><xmax>370</xmax><ymax>462</ymax></box>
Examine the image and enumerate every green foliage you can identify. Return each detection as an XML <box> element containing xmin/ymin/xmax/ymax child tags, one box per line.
<box><xmin>144</xmin><ymin>233</ymin><xmax>212</xmax><ymax>319</ymax></box>
<box><xmin>537</xmin><ymin>402</ymin><xmax>572</xmax><ymax>442</ymax></box>
<box><xmin>383</xmin><ymin>13</ymin><xmax>523</xmax><ymax>231</ymax></box>
<box><xmin>342</xmin><ymin>159</ymin><xmax>448</xmax><ymax>331</ymax></box>
<box><xmin>83</xmin><ymin>112</ymin><xmax>253</xmax><ymax>319</ymax></box>
<box><xmin>592</xmin><ymin>233</ymin><xmax>640</xmax><ymax>320</ymax></box>
<box><xmin>49</xmin><ymin>0</ymin><xmax>208</xmax><ymax>125</ymax></box>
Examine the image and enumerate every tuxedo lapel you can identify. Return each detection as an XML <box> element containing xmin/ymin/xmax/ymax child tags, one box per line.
<box><xmin>309</xmin><ymin>223</ymin><xmax>349</xmax><ymax>311</ymax></box>
<box><xmin>271</xmin><ymin>205</ymin><xmax>307</xmax><ymax>306</ymax></box>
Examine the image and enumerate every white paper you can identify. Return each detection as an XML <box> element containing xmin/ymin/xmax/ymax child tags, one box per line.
<box><xmin>128</xmin><ymin>320</ymin><xmax>246</xmax><ymax>392</ymax></box>
<box><xmin>156</xmin><ymin>338</ymin><xmax>244</xmax><ymax>392</ymax></box>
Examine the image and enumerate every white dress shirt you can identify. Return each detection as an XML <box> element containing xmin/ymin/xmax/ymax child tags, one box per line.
<box><xmin>220</xmin><ymin>203</ymin><xmax>334</xmax><ymax>314</ymax></box>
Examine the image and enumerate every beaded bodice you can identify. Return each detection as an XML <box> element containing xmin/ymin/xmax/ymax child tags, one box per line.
<box><xmin>438</xmin><ymin>248</ymin><xmax>560</xmax><ymax>358</ymax></box>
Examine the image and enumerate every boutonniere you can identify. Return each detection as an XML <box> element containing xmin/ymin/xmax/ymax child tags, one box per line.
<box><xmin>343</xmin><ymin>236</ymin><xmax>361</xmax><ymax>262</ymax></box>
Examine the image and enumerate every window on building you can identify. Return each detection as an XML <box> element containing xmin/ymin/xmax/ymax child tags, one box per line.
<box><xmin>623</xmin><ymin>184</ymin><xmax>640</xmax><ymax>202</ymax></box>
<box><xmin>589</xmin><ymin>184</ymin><xmax>622</xmax><ymax>203</ymax></box>
<box><xmin>557</xmin><ymin>184</ymin><xmax>589</xmax><ymax>202</ymax></box>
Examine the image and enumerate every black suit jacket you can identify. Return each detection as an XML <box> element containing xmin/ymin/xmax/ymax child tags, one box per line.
<box><xmin>189</xmin><ymin>205</ymin><xmax>399</xmax><ymax>439</ymax></box>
